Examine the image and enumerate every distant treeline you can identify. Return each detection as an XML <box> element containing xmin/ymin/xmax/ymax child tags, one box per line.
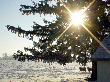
<box><xmin>0</xmin><ymin>53</ymin><xmax>14</xmax><ymax>60</ymax></box>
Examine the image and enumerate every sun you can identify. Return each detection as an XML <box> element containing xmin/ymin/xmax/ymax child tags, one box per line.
<box><xmin>71</xmin><ymin>11</ymin><xmax>86</xmax><ymax>25</ymax></box>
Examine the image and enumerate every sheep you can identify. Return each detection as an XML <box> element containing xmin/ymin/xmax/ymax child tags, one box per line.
<box><xmin>79</xmin><ymin>67</ymin><xmax>86</xmax><ymax>72</ymax></box>
<box><xmin>87</xmin><ymin>67</ymin><xmax>92</xmax><ymax>72</ymax></box>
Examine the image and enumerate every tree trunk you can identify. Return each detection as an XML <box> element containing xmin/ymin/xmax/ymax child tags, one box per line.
<box><xmin>88</xmin><ymin>61</ymin><xmax>97</xmax><ymax>81</ymax></box>
<box><xmin>89</xmin><ymin>38</ymin><xmax>98</xmax><ymax>81</ymax></box>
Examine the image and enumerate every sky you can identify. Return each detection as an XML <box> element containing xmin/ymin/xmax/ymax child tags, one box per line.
<box><xmin>0</xmin><ymin>0</ymin><xmax>56</xmax><ymax>57</ymax></box>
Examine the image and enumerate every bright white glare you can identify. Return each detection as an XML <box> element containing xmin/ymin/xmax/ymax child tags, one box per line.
<box><xmin>52</xmin><ymin>40</ymin><xmax>57</xmax><ymax>45</ymax></box>
<box><xmin>71</xmin><ymin>11</ymin><xmax>86</xmax><ymax>25</ymax></box>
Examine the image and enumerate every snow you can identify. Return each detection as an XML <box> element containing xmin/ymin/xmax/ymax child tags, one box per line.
<box><xmin>0</xmin><ymin>59</ymin><xmax>91</xmax><ymax>82</ymax></box>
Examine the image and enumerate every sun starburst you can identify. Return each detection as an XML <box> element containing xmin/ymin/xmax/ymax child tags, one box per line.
<box><xmin>71</xmin><ymin>10</ymin><xmax>86</xmax><ymax>25</ymax></box>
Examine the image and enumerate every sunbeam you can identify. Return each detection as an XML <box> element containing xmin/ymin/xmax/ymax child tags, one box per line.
<box><xmin>81</xmin><ymin>24</ymin><xmax>110</xmax><ymax>54</ymax></box>
<box><xmin>82</xmin><ymin>0</ymin><xmax>95</xmax><ymax>14</ymax></box>
<box><xmin>41</xmin><ymin>0</ymin><xmax>110</xmax><ymax>57</ymax></box>
<box><xmin>59</xmin><ymin>0</ymin><xmax>73</xmax><ymax>15</ymax></box>
<box><xmin>41</xmin><ymin>23</ymin><xmax>72</xmax><ymax>56</ymax></box>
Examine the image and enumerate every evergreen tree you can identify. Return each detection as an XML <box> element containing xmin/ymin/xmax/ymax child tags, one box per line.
<box><xmin>6</xmin><ymin>0</ymin><xmax>110</xmax><ymax>80</ymax></box>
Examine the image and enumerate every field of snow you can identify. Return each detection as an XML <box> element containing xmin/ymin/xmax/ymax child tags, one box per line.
<box><xmin>0</xmin><ymin>59</ymin><xmax>92</xmax><ymax>82</ymax></box>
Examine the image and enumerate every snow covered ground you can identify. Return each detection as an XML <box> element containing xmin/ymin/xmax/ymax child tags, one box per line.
<box><xmin>0</xmin><ymin>59</ymin><xmax>91</xmax><ymax>82</ymax></box>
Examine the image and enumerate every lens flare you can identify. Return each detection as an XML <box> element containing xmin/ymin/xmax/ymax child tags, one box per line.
<box><xmin>41</xmin><ymin>0</ymin><xmax>110</xmax><ymax>57</ymax></box>
<box><xmin>71</xmin><ymin>11</ymin><xmax>86</xmax><ymax>25</ymax></box>
<box><xmin>81</xmin><ymin>24</ymin><xmax>110</xmax><ymax>54</ymax></box>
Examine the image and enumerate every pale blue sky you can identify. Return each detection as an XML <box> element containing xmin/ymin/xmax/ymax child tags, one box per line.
<box><xmin>0</xmin><ymin>0</ymin><xmax>56</xmax><ymax>57</ymax></box>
